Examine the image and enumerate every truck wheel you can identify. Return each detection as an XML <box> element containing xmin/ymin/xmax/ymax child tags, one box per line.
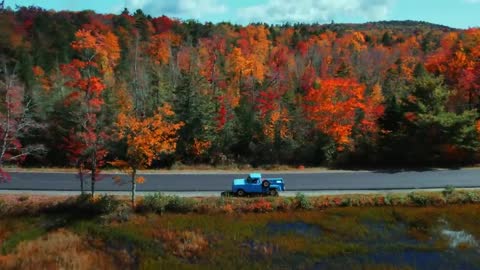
<box><xmin>262</xmin><ymin>180</ymin><xmax>270</xmax><ymax>188</ymax></box>
<box><xmin>269</xmin><ymin>189</ymin><xmax>279</xmax><ymax>197</ymax></box>
<box><xmin>236</xmin><ymin>189</ymin><xmax>246</xmax><ymax>197</ymax></box>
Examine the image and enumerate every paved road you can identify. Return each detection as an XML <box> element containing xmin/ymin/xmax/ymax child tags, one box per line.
<box><xmin>1</xmin><ymin>169</ymin><xmax>480</xmax><ymax>191</ymax></box>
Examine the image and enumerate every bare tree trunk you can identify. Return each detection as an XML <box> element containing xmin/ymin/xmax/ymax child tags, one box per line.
<box><xmin>91</xmin><ymin>173</ymin><xmax>95</xmax><ymax>197</ymax></box>
<box><xmin>131</xmin><ymin>168</ymin><xmax>137</xmax><ymax>208</ymax></box>
<box><xmin>79</xmin><ymin>171</ymin><xmax>85</xmax><ymax>195</ymax></box>
<box><xmin>77</xmin><ymin>161</ymin><xmax>85</xmax><ymax>195</ymax></box>
<box><xmin>91</xmin><ymin>151</ymin><xmax>97</xmax><ymax>197</ymax></box>
<box><xmin>0</xmin><ymin>58</ymin><xmax>11</xmax><ymax>164</ymax></box>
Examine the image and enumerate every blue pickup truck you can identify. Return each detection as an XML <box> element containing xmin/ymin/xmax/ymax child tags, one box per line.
<box><xmin>231</xmin><ymin>173</ymin><xmax>285</xmax><ymax>196</ymax></box>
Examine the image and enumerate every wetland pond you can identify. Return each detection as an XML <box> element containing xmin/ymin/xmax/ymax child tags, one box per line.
<box><xmin>1</xmin><ymin>205</ymin><xmax>480</xmax><ymax>269</ymax></box>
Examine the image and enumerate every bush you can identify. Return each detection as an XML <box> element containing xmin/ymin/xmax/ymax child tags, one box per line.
<box><xmin>295</xmin><ymin>193</ymin><xmax>312</xmax><ymax>210</ymax></box>
<box><xmin>166</xmin><ymin>196</ymin><xmax>196</xmax><ymax>213</ymax></box>
<box><xmin>139</xmin><ymin>193</ymin><xmax>196</xmax><ymax>214</ymax></box>
<box><xmin>339</xmin><ymin>197</ymin><xmax>350</xmax><ymax>207</ymax></box>
<box><xmin>442</xmin><ymin>185</ymin><xmax>456</xmax><ymax>198</ymax></box>
<box><xmin>140</xmin><ymin>194</ymin><xmax>197</xmax><ymax>213</ymax></box>
<box><xmin>94</xmin><ymin>195</ymin><xmax>120</xmax><ymax>214</ymax></box>
<box><xmin>466</xmin><ymin>191</ymin><xmax>480</xmax><ymax>203</ymax></box>
<box><xmin>141</xmin><ymin>193</ymin><xmax>172</xmax><ymax>214</ymax></box>
<box><xmin>216</xmin><ymin>196</ymin><xmax>226</xmax><ymax>207</ymax></box>
<box><xmin>384</xmin><ymin>194</ymin><xmax>393</xmax><ymax>206</ymax></box>
<box><xmin>271</xmin><ymin>197</ymin><xmax>292</xmax><ymax>211</ymax></box>
<box><xmin>47</xmin><ymin>194</ymin><xmax>120</xmax><ymax>216</ymax></box>
<box><xmin>245</xmin><ymin>198</ymin><xmax>273</xmax><ymax>213</ymax></box>
<box><xmin>429</xmin><ymin>193</ymin><xmax>446</xmax><ymax>206</ymax></box>
<box><xmin>408</xmin><ymin>192</ymin><xmax>428</xmax><ymax>206</ymax></box>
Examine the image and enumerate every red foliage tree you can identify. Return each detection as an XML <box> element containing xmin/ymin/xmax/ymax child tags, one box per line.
<box><xmin>61</xmin><ymin>28</ymin><xmax>120</xmax><ymax>196</ymax></box>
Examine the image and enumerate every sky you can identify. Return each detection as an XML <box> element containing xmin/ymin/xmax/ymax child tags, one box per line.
<box><xmin>5</xmin><ymin>0</ymin><xmax>480</xmax><ymax>29</ymax></box>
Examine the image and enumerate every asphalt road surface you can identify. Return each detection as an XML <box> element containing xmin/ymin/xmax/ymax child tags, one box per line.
<box><xmin>1</xmin><ymin>169</ymin><xmax>480</xmax><ymax>191</ymax></box>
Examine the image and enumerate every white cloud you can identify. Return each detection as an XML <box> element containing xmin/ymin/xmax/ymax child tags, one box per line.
<box><xmin>238</xmin><ymin>0</ymin><xmax>393</xmax><ymax>24</ymax></box>
<box><xmin>125</xmin><ymin>0</ymin><xmax>227</xmax><ymax>19</ymax></box>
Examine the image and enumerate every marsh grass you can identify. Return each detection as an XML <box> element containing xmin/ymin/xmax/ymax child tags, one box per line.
<box><xmin>1</xmin><ymin>206</ymin><xmax>480</xmax><ymax>269</ymax></box>
<box><xmin>1</xmin><ymin>193</ymin><xmax>480</xmax><ymax>269</ymax></box>
<box><xmin>0</xmin><ymin>217</ymin><xmax>47</xmax><ymax>255</ymax></box>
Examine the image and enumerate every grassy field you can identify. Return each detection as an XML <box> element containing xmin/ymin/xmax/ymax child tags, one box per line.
<box><xmin>1</xmin><ymin>191</ymin><xmax>480</xmax><ymax>269</ymax></box>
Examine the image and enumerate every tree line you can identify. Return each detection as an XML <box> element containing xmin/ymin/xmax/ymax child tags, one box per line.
<box><xmin>1</xmin><ymin>6</ymin><xmax>480</xmax><ymax>186</ymax></box>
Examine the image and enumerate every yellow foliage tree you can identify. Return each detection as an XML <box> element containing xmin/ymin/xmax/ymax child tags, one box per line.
<box><xmin>111</xmin><ymin>104</ymin><xmax>183</xmax><ymax>207</ymax></box>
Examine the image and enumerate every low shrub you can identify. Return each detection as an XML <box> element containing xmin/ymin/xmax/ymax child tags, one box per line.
<box><xmin>424</xmin><ymin>192</ymin><xmax>446</xmax><ymax>206</ymax></box>
<box><xmin>466</xmin><ymin>191</ymin><xmax>480</xmax><ymax>203</ymax></box>
<box><xmin>166</xmin><ymin>196</ymin><xmax>196</xmax><ymax>213</ymax></box>
<box><xmin>295</xmin><ymin>193</ymin><xmax>312</xmax><ymax>210</ymax></box>
<box><xmin>442</xmin><ymin>185</ymin><xmax>456</xmax><ymax>198</ymax></box>
<box><xmin>222</xmin><ymin>204</ymin><xmax>234</xmax><ymax>214</ymax></box>
<box><xmin>46</xmin><ymin>194</ymin><xmax>120</xmax><ymax>216</ymax></box>
<box><xmin>245</xmin><ymin>198</ymin><xmax>273</xmax><ymax>213</ymax></box>
<box><xmin>94</xmin><ymin>195</ymin><xmax>120</xmax><ymax>214</ymax></box>
<box><xmin>394</xmin><ymin>194</ymin><xmax>408</xmax><ymax>206</ymax></box>
<box><xmin>140</xmin><ymin>194</ymin><xmax>196</xmax><ymax>214</ymax></box>
<box><xmin>194</xmin><ymin>199</ymin><xmax>218</xmax><ymax>214</ymax></box>
<box><xmin>274</xmin><ymin>197</ymin><xmax>293</xmax><ymax>211</ymax></box>
<box><xmin>374</xmin><ymin>196</ymin><xmax>386</xmax><ymax>206</ymax></box>
<box><xmin>445</xmin><ymin>191</ymin><xmax>469</xmax><ymax>205</ymax></box>
<box><xmin>408</xmin><ymin>192</ymin><xmax>429</xmax><ymax>206</ymax></box>
<box><xmin>141</xmin><ymin>193</ymin><xmax>172</xmax><ymax>214</ymax></box>
<box><xmin>331</xmin><ymin>197</ymin><xmax>344</xmax><ymax>207</ymax></box>
<box><xmin>216</xmin><ymin>196</ymin><xmax>227</xmax><ymax>207</ymax></box>
<box><xmin>384</xmin><ymin>194</ymin><xmax>393</xmax><ymax>206</ymax></box>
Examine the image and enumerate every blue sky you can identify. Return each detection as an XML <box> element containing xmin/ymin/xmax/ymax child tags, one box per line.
<box><xmin>5</xmin><ymin>0</ymin><xmax>480</xmax><ymax>28</ymax></box>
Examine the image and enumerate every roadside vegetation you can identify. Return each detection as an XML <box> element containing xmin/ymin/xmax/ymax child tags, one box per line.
<box><xmin>1</xmin><ymin>189</ymin><xmax>480</xmax><ymax>269</ymax></box>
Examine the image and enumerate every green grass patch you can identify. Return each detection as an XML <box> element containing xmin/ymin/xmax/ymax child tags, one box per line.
<box><xmin>1</xmin><ymin>226</ymin><xmax>46</xmax><ymax>254</ymax></box>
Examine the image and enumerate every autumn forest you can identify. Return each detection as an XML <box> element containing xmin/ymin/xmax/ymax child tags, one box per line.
<box><xmin>1</xmin><ymin>6</ymin><xmax>480</xmax><ymax>177</ymax></box>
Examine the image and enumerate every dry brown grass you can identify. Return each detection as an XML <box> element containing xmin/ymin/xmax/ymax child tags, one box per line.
<box><xmin>0</xmin><ymin>195</ymin><xmax>69</xmax><ymax>215</ymax></box>
<box><xmin>0</xmin><ymin>229</ymin><xmax>117</xmax><ymax>270</ymax></box>
<box><xmin>151</xmin><ymin>229</ymin><xmax>209</xmax><ymax>259</ymax></box>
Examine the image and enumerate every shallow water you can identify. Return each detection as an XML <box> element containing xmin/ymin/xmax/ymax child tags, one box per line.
<box><xmin>266</xmin><ymin>221</ymin><xmax>322</xmax><ymax>236</ymax></box>
<box><xmin>238</xmin><ymin>207</ymin><xmax>480</xmax><ymax>269</ymax></box>
<box><xmin>441</xmin><ymin>229</ymin><xmax>478</xmax><ymax>248</ymax></box>
<box><xmin>314</xmin><ymin>249</ymin><xmax>480</xmax><ymax>270</ymax></box>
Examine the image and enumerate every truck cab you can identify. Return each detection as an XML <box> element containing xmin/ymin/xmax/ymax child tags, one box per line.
<box><xmin>232</xmin><ymin>173</ymin><xmax>285</xmax><ymax>196</ymax></box>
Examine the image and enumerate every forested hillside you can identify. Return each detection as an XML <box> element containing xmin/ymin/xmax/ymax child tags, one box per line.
<box><xmin>1</xmin><ymin>6</ymin><xmax>480</xmax><ymax>171</ymax></box>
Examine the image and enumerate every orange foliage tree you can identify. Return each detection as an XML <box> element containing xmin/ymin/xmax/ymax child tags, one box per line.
<box><xmin>304</xmin><ymin>78</ymin><xmax>384</xmax><ymax>151</ymax></box>
<box><xmin>111</xmin><ymin>104</ymin><xmax>183</xmax><ymax>207</ymax></box>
